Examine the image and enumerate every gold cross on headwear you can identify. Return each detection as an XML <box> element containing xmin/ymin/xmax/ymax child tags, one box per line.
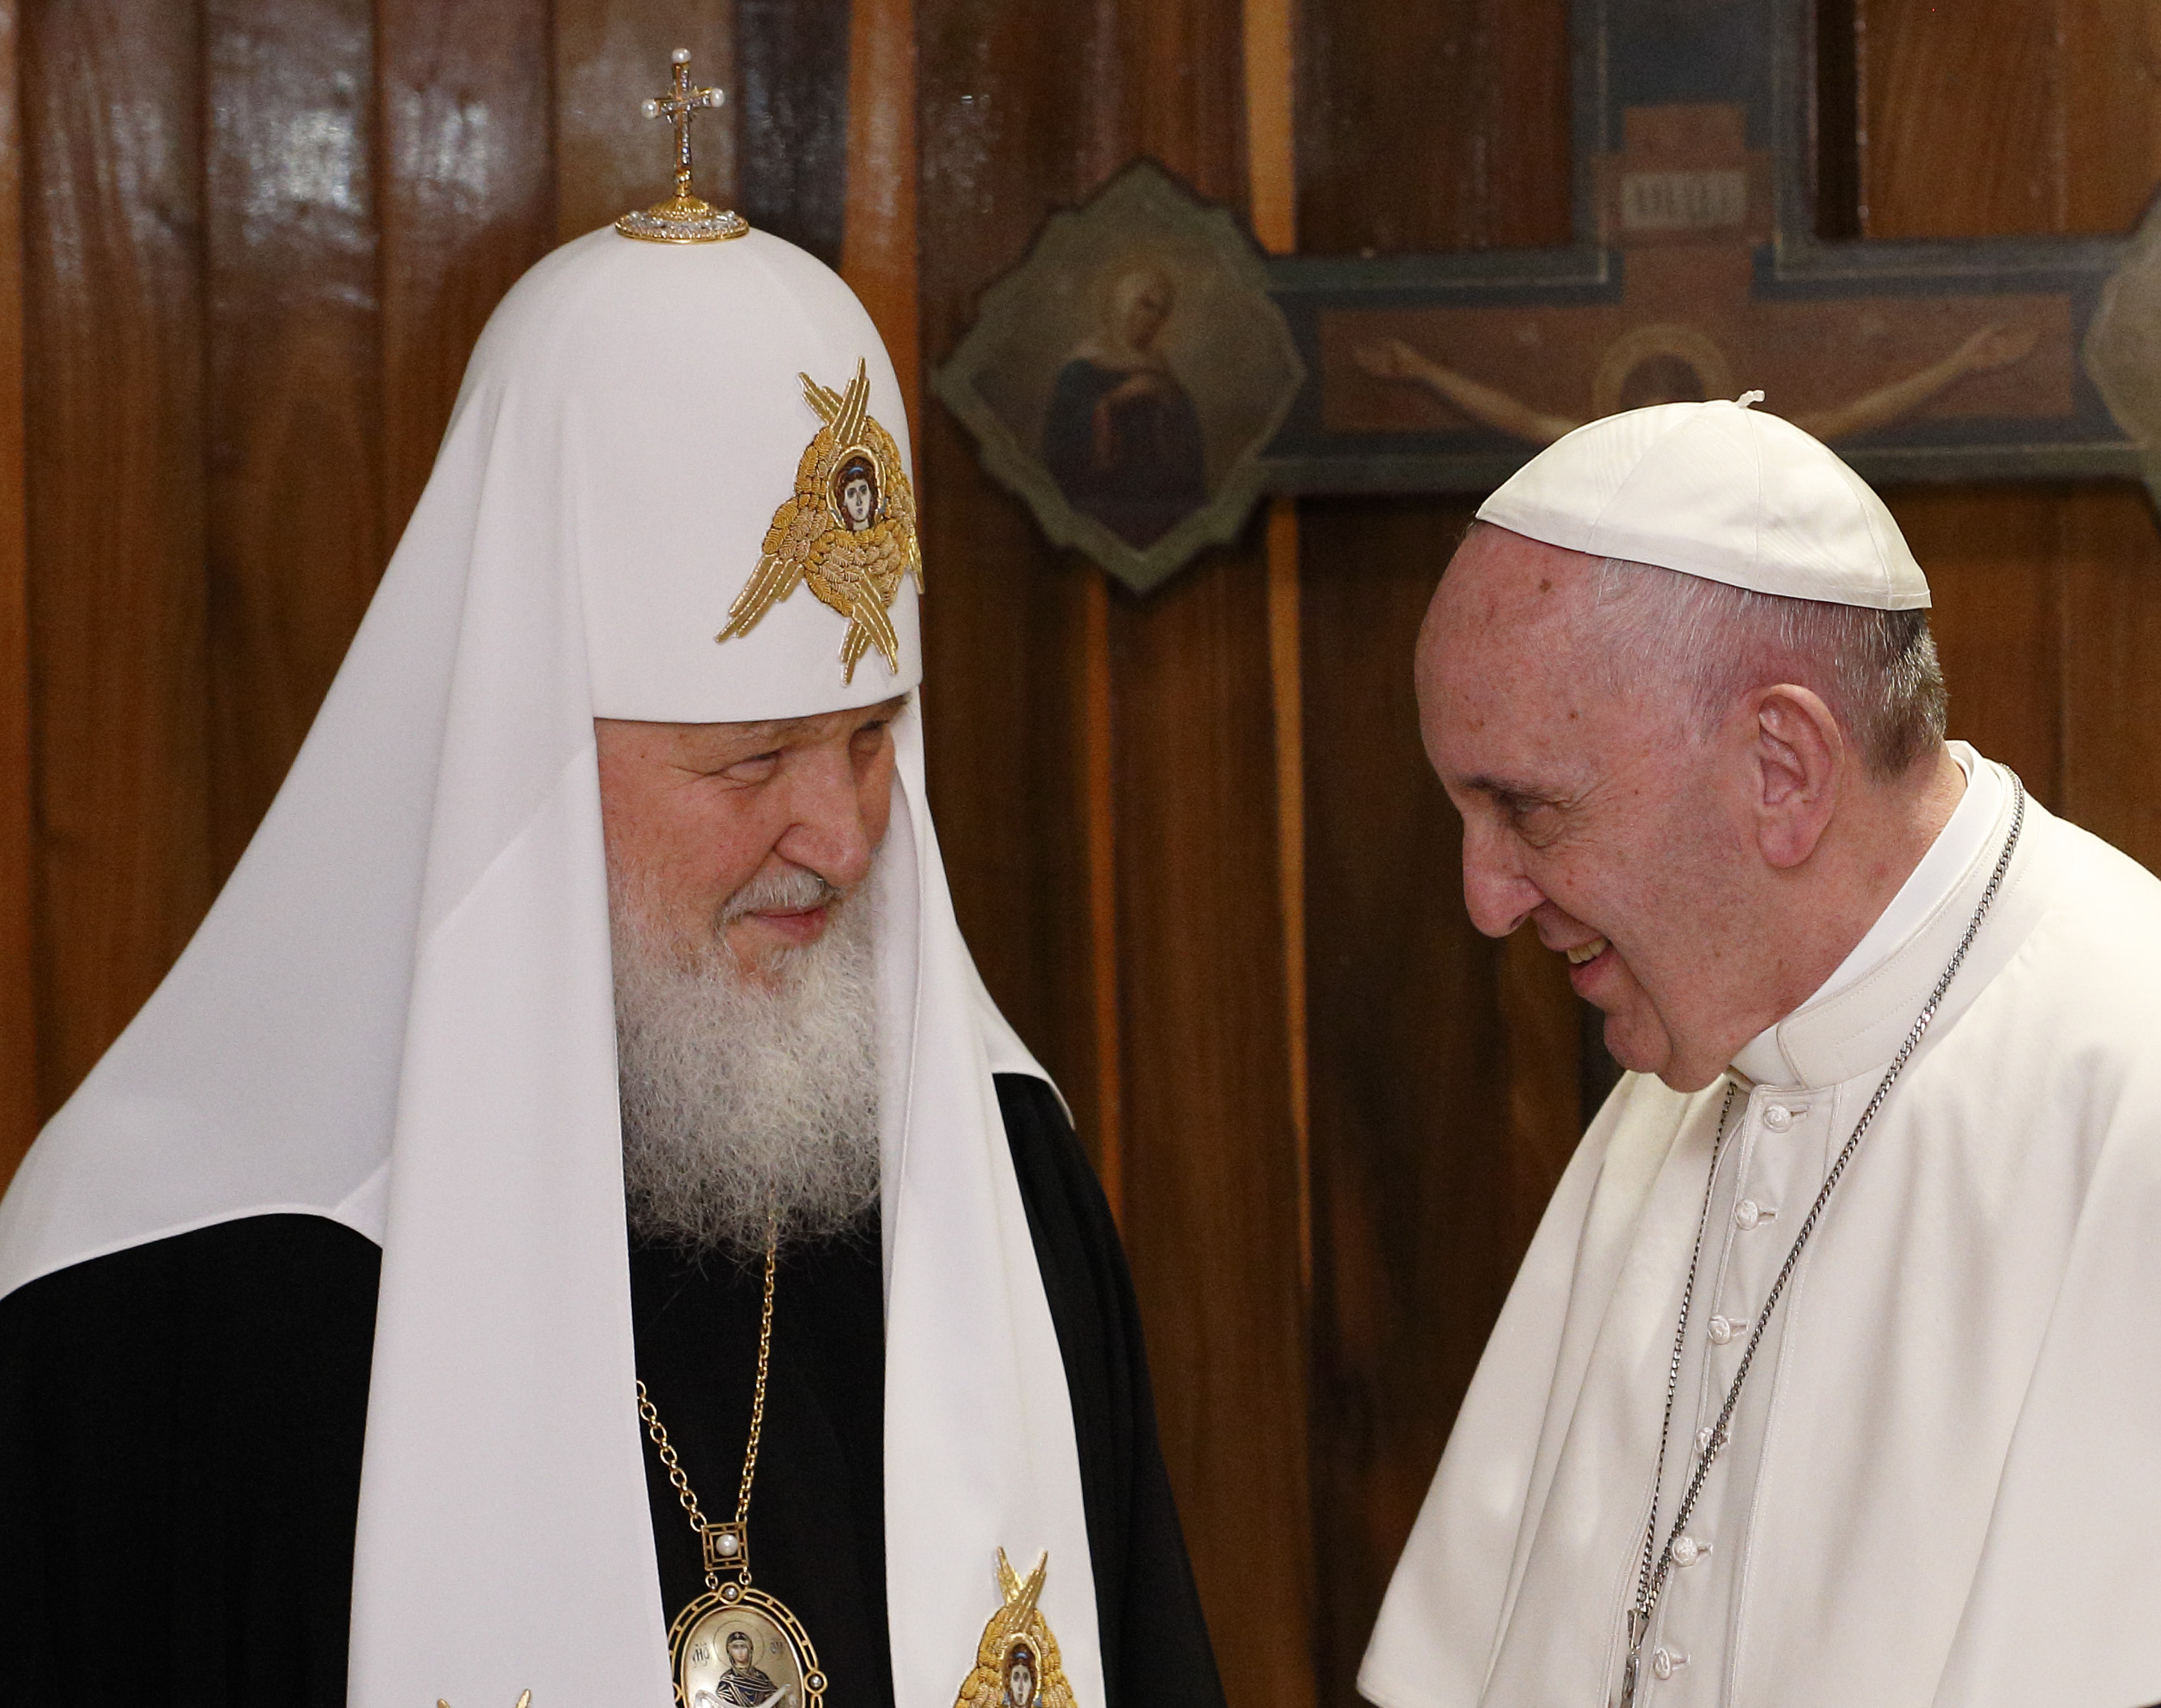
<box><xmin>614</xmin><ymin>49</ymin><xmax>748</xmax><ymax>244</ymax></box>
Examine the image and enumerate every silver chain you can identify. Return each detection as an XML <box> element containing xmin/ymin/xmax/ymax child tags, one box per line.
<box><xmin>1622</xmin><ymin>777</ymin><xmax>2026</xmax><ymax>1701</ymax></box>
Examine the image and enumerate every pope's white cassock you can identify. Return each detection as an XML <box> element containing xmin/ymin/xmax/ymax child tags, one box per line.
<box><xmin>1361</xmin><ymin>405</ymin><xmax>2161</xmax><ymax>1708</ymax></box>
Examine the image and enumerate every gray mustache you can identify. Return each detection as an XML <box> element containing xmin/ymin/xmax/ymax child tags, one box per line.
<box><xmin>721</xmin><ymin>865</ymin><xmax>846</xmax><ymax>923</ymax></box>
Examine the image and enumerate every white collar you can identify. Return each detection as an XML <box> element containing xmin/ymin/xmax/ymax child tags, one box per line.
<box><xmin>1810</xmin><ymin>742</ymin><xmax>2001</xmax><ymax>1006</ymax></box>
<box><xmin>1730</xmin><ymin>746</ymin><xmax>2034</xmax><ymax>1089</ymax></box>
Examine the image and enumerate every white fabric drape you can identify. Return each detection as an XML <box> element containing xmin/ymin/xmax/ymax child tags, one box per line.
<box><xmin>0</xmin><ymin>226</ymin><xmax>1101</xmax><ymax>1708</ymax></box>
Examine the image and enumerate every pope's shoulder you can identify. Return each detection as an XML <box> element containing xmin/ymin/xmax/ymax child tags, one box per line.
<box><xmin>2008</xmin><ymin>797</ymin><xmax>2161</xmax><ymax>1006</ymax></box>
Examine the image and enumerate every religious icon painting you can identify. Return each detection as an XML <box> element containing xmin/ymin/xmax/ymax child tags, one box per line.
<box><xmin>951</xmin><ymin>1551</ymin><xmax>1078</xmax><ymax>1708</ymax></box>
<box><xmin>672</xmin><ymin>1591</ymin><xmax>825</xmax><ymax>1708</ymax></box>
<box><xmin>934</xmin><ymin>160</ymin><xmax>1306</xmax><ymax>595</ymax></box>
<box><xmin>2086</xmin><ymin>192</ymin><xmax>2161</xmax><ymax>509</ymax></box>
<box><xmin>718</xmin><ymin>359</ymin><xmax>922</xmax><ymax>683</ymax></box>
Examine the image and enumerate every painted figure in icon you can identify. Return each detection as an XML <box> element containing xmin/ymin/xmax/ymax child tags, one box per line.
<box><xmin>1044</xmin><ymin>260</ymin><xmax>1209</xmax><ymax>547</ymax></box>
<box><xmin>700</xmin><ymin>1629</ymin><xmax>782</xmax><ymax>1708</ymax></box>
<box><xmin>1354</xmin><ymin>318</ymin><xmax>2040</xmax><ymax>445</ymax></box>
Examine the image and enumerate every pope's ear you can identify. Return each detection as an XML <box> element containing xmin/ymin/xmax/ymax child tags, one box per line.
<box><xmin>1752</xmin><ymin>684</ymin><xmax>1842</xmax><ymax>869</ymax></box>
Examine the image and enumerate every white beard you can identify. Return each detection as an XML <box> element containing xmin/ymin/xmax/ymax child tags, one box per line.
<box><xmin>610</xmin><ymin>863</ymin><xmax>881</xmax><ymax>1260</ymax></box>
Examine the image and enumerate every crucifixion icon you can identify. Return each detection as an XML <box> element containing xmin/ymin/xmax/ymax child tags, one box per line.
<box><xmin>1262</xmin><ymin>0</ymin><xmax>2146</xmax><ymax>500</ymax></box>
<box><xmin>938</xmin><ymin>0</ymin><xmax>2160</xmax><ymax>592</ymax></box>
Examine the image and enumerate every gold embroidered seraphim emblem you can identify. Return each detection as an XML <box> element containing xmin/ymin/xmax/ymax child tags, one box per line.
<box><xmin>717</xmin><ymin>359</ymin><xmax>922</xmax><ymax>683</ymax></box>
<box><xmin>952</xmin><ymin>1551</ymin><xmax>1077</xmax><ymax>1708</ymax></box>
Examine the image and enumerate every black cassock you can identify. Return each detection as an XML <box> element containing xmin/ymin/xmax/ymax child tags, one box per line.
<box><xmin>0</xmin><ymin>1076</ymin><xmax>1224</xmax><ymax>1708</ymax></box>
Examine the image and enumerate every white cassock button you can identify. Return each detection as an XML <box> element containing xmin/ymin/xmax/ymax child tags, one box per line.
<box><xmin>1707</xmin><ymin>1314</ymin><xmax>1737</xmax><ymax>1344</ymax></box>
<box><xmin>1652</xmin><ymin>1647</ymin><xmax>1688</xmax><ymax>1680</ymax></box>
<box><xmin>1763</xmin><ymin>1104</ymin><xmax>1793</xmax><ymax>1131</ymax></box>
<box><xmin>1669</xmin><ymin>1534</ymin><xmax>1711</xmax><ymax>1568</ymax></box>
<box><xmin>1696</xmin><ymin>1425</ymin><xmax>1715</xmax><ymax>1454</ymax></box>
<box><xmin>1733</xmin><ymin>1198</ymin><xmax>1775</xmax><ymax>1229</ymax></box>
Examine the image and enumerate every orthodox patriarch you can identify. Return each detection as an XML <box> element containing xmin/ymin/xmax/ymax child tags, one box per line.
<box><xmin>0</xmin><ymin>55</ymin><xmax>1224</xmax><ymax>1708</ymax></box>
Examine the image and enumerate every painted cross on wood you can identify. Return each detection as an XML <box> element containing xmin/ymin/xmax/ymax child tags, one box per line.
<box><xmin>1264</xmin><ymin>0</ymin><xmax>2143</xmax><ymax>497</ymax></box>
<box><xmin>939</xmin><ymin>0</ymin><xmax>2156</xmax><ymax>592</ymax></box>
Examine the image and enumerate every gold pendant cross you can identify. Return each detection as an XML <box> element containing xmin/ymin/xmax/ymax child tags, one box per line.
<box><xmin>640</xmin><ymin>48</ymin><xmax>723</xmax><ymax>204</ymax></box>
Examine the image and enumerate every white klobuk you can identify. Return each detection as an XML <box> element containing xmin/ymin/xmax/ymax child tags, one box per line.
<box><xmin>0</xmin><ymin>226</ymin><xmax>1103</xmax><ymax>1708</ymax></box>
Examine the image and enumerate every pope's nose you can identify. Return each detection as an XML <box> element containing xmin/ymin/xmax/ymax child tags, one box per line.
<box><xmin>1460</xmin><ymin>824</ymin><xmax>1544</xmax><ymax>939</ymax></box>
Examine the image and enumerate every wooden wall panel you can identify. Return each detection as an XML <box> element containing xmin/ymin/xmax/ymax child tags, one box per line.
<box><xmin>1097</xmin><ymin>6</ymin><xmax>1315</xmax><ymax>1700</ymax></box>
<box><xmin>0</xmin><ymin>0</ymin><xmax>30</xmax><ymax>1170</ymax></box>
<box><xmin>203</xmin><ymin>0</ymin><xmax>383</xmax><ymax>874</ymax></box>
<box><xmin>915</xmin><ymin>0</ymin><xmax>1112</xmax><ymax>1159</ymax></box>
<box><xmin>2062</xmin><ymin>486</ymin><xmax>2161</xmax><ymax>866</ymax></box>
<box><xmin>1887</xmin><ymin>486</ymin><xmax>2064</xmax><ymax>805</ymax></box>
<box><xmin>734</xmin><ymin>0</ymin><xmax>850</xmax><ymax>266</ymax></box>
<box><xmin>916</xmin><ymin>2</ymin><xmax>1314</xmax><ymax>1697</ymax></box>
<box><xmin>1294</xmin><ymin>6</ymin><xmax>1577</xmax><ymax>1698</ymax></box>
<box><xmin>1111</xmin><ymin>538</ymin><xmax>1314</xmax><ymax>1708</ymax></box>
<box><xmin>840</xmin><ymin>0</ymin><xmax>918</xmax><ymax>424</ymax></box>
<box><xmin>377</xmin><ymin>0</ymin><xmax>554</xmax><ymax>547</ymax></box>
<box><xmin>1858</xmin><ymin>0</ymin><xmax>2161</xmax><ymax>840</ymax></box>
<box><xmin>1858</xmin><ymin>0</ymin><xmax>2068</xmax><ymax>239</ymax></box>
<box><xmin>1300</xmin><ymin>497</ymin><xmax>1508</xmax><ymax>1706</ymax></box>
<box><xmin>555</xmin><ymin>2</ymin><xmax>733</xmax><ymax>246</ymax></box>
<box><xmin>2056</xmin><ymin>0</ymin><xmax>2161</xmax><ymax>229</ymax></box>
<box><xmin>1859</xmin><ymin>0</ymin><xmax>2161</xmax><ymax>241</ymax></box>
<box><xmin>1297</xmin><ymin>0</ymin><xmax>1570</xmax><ymax>256</ymax></box>
<box><xmin>24</xmin><ymin>0</ymin><xmax>216</xmax><ymax>1117</ymax></box>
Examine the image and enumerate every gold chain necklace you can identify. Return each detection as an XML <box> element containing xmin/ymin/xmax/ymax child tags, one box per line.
<box><xmin>637</xmin><ymin>1228</ymin><xmax>827</xmax><ymax>1708</ymax></box>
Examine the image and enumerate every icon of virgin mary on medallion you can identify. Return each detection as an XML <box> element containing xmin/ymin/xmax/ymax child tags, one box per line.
<box><xmin>678</xmin><ymin>1600</ymin><xmax>820</xmax><ymax>1708</ymax></box>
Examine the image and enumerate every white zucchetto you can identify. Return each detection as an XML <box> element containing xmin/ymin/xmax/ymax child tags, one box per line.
<box><xmin>1476</xmin><ymin>396</ymin><xmax>1931</xmax><ymax>610</ymax></box>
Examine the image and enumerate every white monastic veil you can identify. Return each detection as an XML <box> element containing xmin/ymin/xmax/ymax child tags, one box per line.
<box><xmin>0</xmin><ymin>226</ymin><xmax>1103</xmax><ymax>1708</ymax></box>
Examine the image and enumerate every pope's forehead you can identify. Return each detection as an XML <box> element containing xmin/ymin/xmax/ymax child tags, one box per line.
<box><xmin>1426</xmin><ymin>527</ymin><xmax>1604</xmax><ymax>651</ymax></box>
<box><xmin>1418</xmin><ymin>529</ymin><xmax>1629</xmax><ymax>773</ymax></box>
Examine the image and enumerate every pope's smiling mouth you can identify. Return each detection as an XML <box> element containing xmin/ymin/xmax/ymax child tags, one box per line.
<box><xmin>1564</xmin><ymin>936</ymin><xmax>1609</xmax><ymax>966</ymax></box>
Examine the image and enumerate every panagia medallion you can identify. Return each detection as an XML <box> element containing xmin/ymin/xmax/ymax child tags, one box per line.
<box><xmin>952</xmin><ymin>1551</ymin><xmax>1077</xmax><ymax>1708</ymax></box>
<box><xmin>717</xmin><ymin>360</ymin><xmax>923</xmax><ymax>683</ymax></box>
<box><xmin>668</xmin><ymin>1565</ymin><xmax>824</xmax><ymax>1708</ymax></box>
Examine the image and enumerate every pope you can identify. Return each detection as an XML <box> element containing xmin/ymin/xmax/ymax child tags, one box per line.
<box><xmin>1361</xmin><ymin>398</ymin><xmax>2161</xmax><ymax>1707</ymax></box>
<box><xmin>0</xmin><ymin>88</ymin><xmax>1224</xmax><ymax>1708</ymax></box>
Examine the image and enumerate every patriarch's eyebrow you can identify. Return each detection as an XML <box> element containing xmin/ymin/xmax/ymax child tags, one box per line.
<box><xmin>723</xmin><ymin>695</ymin><xmax>911</xmax><ymax>750</ymax></box>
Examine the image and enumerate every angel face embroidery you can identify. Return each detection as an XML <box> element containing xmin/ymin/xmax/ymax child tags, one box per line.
<box><xmin>718</xmin><ymin>359</ymin><xmax>923</xmax><ymax>683</ymax></box>
<box><xmin>954</xmin><ymin>1551</ymin><xmax>1074</xmax><ymax>1708</ymax></box>
<box><xmin>833</xmin><ymin>453</ymin><xmax>879</xmax><ymax>532</ymax></box>
<box><xmin>1002</xmin><ymin>1644</ymin><xmax>1038</xmax><ymax>1708</ymax></box>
